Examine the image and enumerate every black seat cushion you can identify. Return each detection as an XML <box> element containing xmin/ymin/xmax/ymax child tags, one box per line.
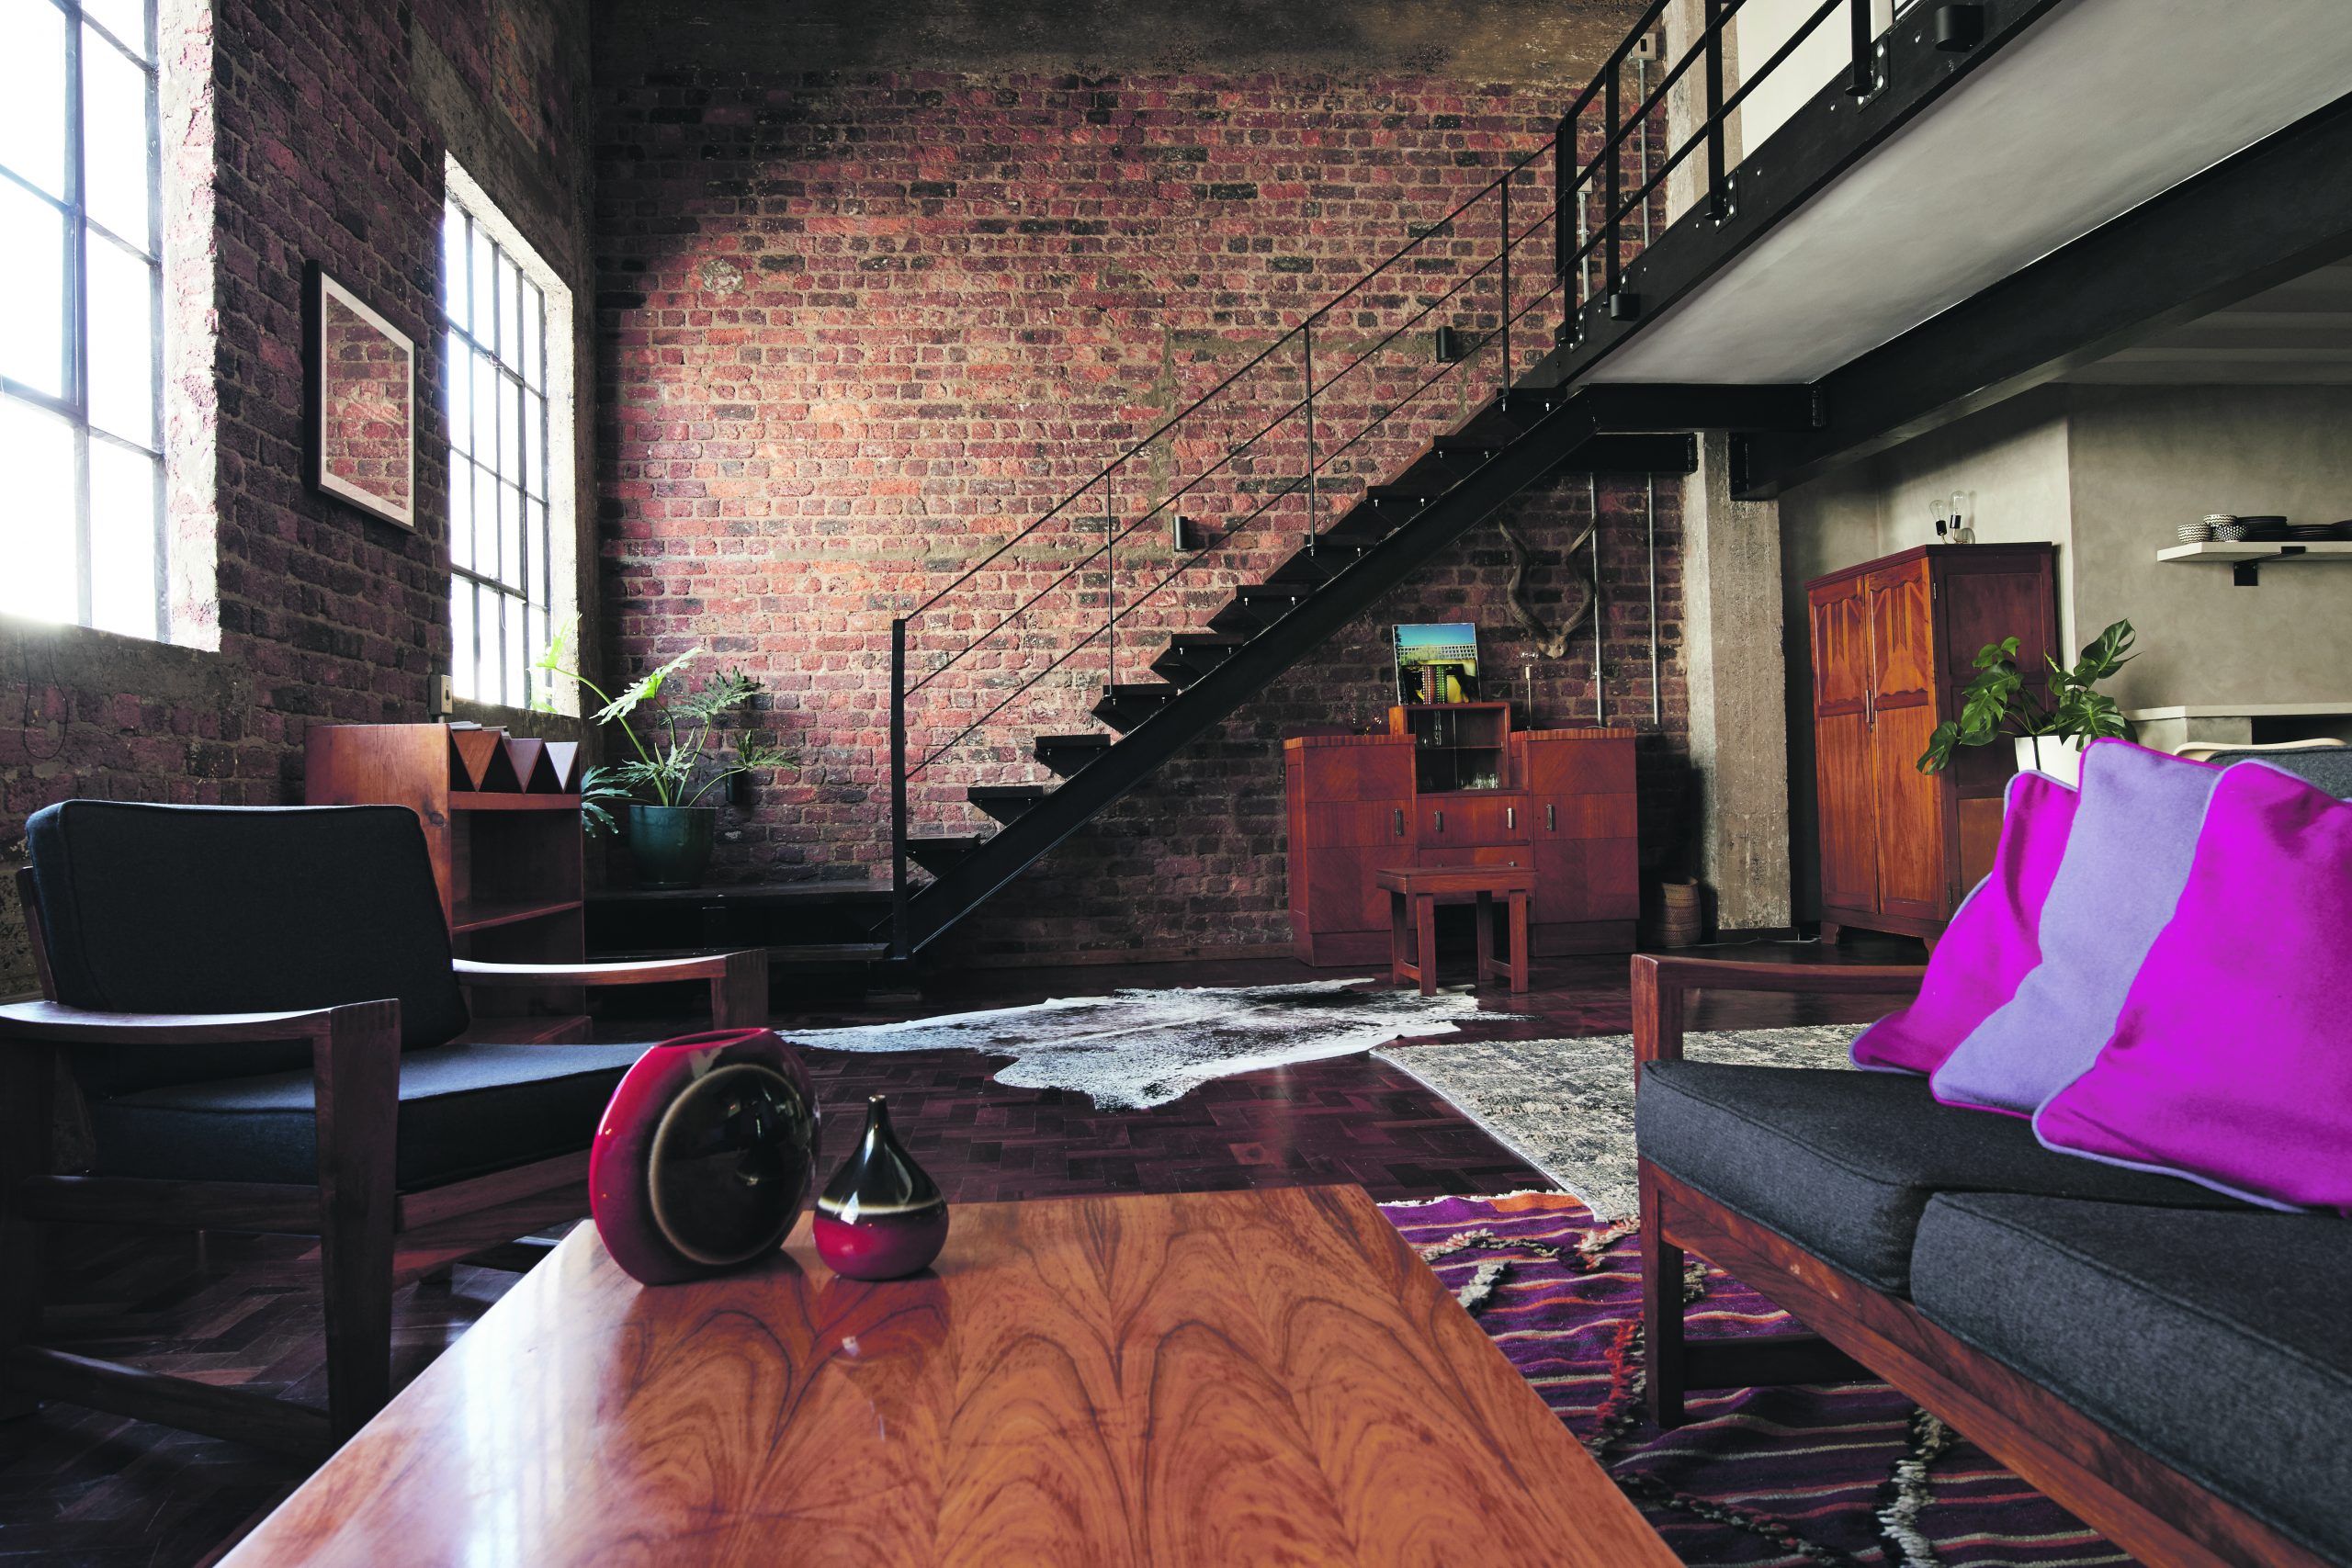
<box><xmin>87</xmin><ymin>1042</ymin><xmax>652</xmax><ymax>1190</ymax></box>
<box><xmin>26</xmin><ymin>801</ymin><xmax>469</xmax><ymax>1097</ymax></box>
<box><xmin>1913</xmin><ymin>1193</ymin><xmax>2352</xmax><ymax>1563</ymax></box>
<box><xmin>1635</xmin><ymin>1062</ymin><xmax>2246</xmax><ymax>1293</ymax></box>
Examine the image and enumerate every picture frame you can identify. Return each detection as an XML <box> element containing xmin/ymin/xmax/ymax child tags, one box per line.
<box><xmin>303</xmin><ymin>261</ymin><xmax>416</xmax><ymax>530</ymax></box>
<box><xmin>1394</xmin><ymin>622</ymin><xmax>1481</xmax><ymax>704</ymax></box>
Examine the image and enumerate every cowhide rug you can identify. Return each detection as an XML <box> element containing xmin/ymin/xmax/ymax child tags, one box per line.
<box><xmin>786</xmin><ymin>978</ymin><xmax>1504</xmax><ymax>1110</ymax></box>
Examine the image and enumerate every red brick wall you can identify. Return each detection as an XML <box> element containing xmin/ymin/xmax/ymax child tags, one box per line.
<box><xmin>595</xmin><ymin>68</ymin><xmax>1692</xmax><ymax>957</ymax></box>
<box><xmin>0</xmin><ymin>0</ymin><xmax>592</xmax><ymax>987</ymax></box>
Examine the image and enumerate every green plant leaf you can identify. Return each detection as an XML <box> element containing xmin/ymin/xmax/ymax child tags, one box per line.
<box><xmin>592</xmin><ymin>649</ymin><xmax>701</xmax><ymax>728</ymax></box>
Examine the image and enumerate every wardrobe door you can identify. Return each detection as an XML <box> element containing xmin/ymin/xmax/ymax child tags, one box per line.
<box><xmin>1808</xmin><ymin>575</ymin><xmax>1879</xmax><ymax>918</ymax></box>
<box><xmin>1864</xmin><ymin>561</ymin><xmax>1946</xmax><ymax>925</ymax></box>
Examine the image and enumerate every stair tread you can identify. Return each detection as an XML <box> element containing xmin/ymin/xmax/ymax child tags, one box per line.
<box><xmin>1035</xmin><ymin>732</ymin><xmax>1113</xmax><ymax>748</ymax></box>
<box><xmin>1170</xmin><ymin>633</ymin><xmax>1247</xmax><ymax>648</ymax></box>
<box><xmin>1366</xmin><ymin>483</ymin><xmax>1441</xmax><ymax>502</ymax></box>
<box><xmin>967</xmin><ymin>784</ymin><xmax>1055</xmax><ymax>799</ymax></box>
<box><xmin>1103</xmin><ymin>682</ymin><xmax>1179</xmax><ymax>699</ymax></box>
<box><xmin>1237</xmin><ymin>582</ymin><xmax>1315</xmax><ymax>599</ymax></box>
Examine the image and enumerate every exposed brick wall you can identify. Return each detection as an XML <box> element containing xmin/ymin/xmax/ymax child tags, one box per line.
<box><xmin>0</xmin><ymin>0</ymin><xmax>593</xmax><ymax>989</ymax></box>
<box><xmin>595</xmin><ymin>67</ymin><xmax>1695</xmax><ymax>956</ymax></box>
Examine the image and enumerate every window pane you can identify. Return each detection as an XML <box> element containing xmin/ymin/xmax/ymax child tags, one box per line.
<box><xmin>503</xmin><ymin>593</ymin><xmax>526</xmax><ymax>706</ymax></box>
<box><xmin>88</xmin><ymin>437</ymin><xmax>155</xmax><ymax>637</ymax></box>
<box><xmin>448</xmin><ymin>573</ymin><xmax>473</xmax><ymax>698</ymax></box>
<box><xmin>446</xmin><ymin>330</ymin><xmax>469</xmax><ymax>455</ymax></box>
<box><xmin>497</xmin><ymin>376</ymin><xmax>518</xmax><ymax>479</ymax></box>
<box><xmin>81</xmin><ymin>0</ymin><xmax>144</xmax><ymax>58</ymax></box>
<box><xmin>86</xmin><ymin>237</ymin><xmax>153</xmax><ymax>443</ymax></box>
<box><xmin>474</xmin><ymin>462</ymin><xmax>497</xmax><ymax>579</ymax></box>
<box><xmin>471</xmin><ymin>224</ymin><xmax>496</xmax><ymax>347</ymax></box>
<box><xmin>82</xmin><ymin>24</ymin><xmax>153</xmax><ymax>250</ymax></box>
<box><xmin>496</xmin><ymin>253</ymin><xmax>519</xmax><ymax>367</ymax></box>
<box><xmin>0</xmin><ymin>180</ymin><xmax>65</xmax><ymax>396</ymax></box>
<box><xmin>448</xmin><ymin>457</ymin><xmax>473</xmax><ymax>572</ymax></box>
<box><xmin>442</xmin><ymin>207</ymin><xmax>467</xmax><ymax>336</ymax></box>
<box><xmin>524</xmin><ymin>389</ymin><xmax>546</xmax><ymax>497</ymax></box>
<box><xmin>471</xmin><ymin>349</ymin><xmax>495</xmax><ymax>460</ymax></box>
<box><xmin>521</xmin><ymin>281</ymin><xmax>543</xmax><ymax>389</ymax></box>
<box><xmin>498</xmin><ymin>480</ymin><xmax>522</xmax><ymax>591</ymax></box>
<box><xmin>531</xmin><ymin>497</ymin><xmax>549</xmax><ymax>604</ymax></box>
<box><xmin>0</xmin><ymin>397</ymin><xmax>74</xmax><ymax>622</ymax></box>
<box><xmin>0</xmin><ymin>0</ymin><xmax>67</xmax><ymax>199</ymax></box>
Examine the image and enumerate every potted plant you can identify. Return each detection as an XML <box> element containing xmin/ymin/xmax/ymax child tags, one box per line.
<box><xmin>536</xmin><ymin>622</ymin><xmax>795</xmax><ymax>889</ymax></box>
<box><xmin>1917</xmin><ymin>618</ymin><xmax>2136</xmax><ymax>788</ymax></box>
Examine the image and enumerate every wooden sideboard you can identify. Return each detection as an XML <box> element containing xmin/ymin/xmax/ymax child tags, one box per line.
<box><xmin>1285</xmin><ymin>705</ymin><xmax>1638</xmax><ymax>965</ymax></box>
<box><xmin>1803</xmin><ymin>543</ymin><xmax>2057</xmax><ymax>945</ymax></box>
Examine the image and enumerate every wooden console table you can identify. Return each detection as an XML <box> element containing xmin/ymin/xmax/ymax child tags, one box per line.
<box><xmin>1378</xmin><ymin>863</ymin><xmax>1533</xmax><ymax>996</ymax></box>
<box><xmin>218</xmin><ymin>1188</ymin><xmax>1678</xmax><ymax>1568</ymax></box>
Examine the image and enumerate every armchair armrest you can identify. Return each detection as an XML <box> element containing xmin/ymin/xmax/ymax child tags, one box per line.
<box><xmin>0</xmin><ymin>998</ymin><xmax>378</xmax><ymax>1045</ymax></box>
<box><xmin>454</xmin><ymin>949</ymin><xmax>770</xmax><ymax>1030</ymax></box>
<box><xmin>1630</xmin><ymin>953</ymin><xmax>1926</xmax><ymax>1075</ymax></box>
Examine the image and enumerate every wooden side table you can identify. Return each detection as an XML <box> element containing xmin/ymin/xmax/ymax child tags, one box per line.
<box><xmin>1375</xmin><ymin>863</ymin><xmax>1533</xmax><ymax>996</ymax></box>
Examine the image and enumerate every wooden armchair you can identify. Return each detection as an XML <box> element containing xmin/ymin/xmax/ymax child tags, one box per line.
<box><xmin>0</xmin><ymin>800</ymin><xmax>769</xmax><ymax>1458</ymax></box>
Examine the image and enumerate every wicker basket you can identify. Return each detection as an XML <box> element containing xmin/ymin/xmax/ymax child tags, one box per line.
<box><xmin>1655</xmin><ymin>881</ymin><xmax>1702</xmax><ymax>949</ymax></box>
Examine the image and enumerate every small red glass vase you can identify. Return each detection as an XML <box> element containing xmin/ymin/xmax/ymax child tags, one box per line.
<box><xmin>813</xmin><ymin>1095</ymin><xmax>949</xmax><ymax>1280</ymax></box>
<box><xmin>590</xmin><ymin>1027</ymin><xmax>821</xmax><ymax>1286</ymax></box>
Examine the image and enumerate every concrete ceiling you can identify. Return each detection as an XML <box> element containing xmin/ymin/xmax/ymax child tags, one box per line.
<box><xmin>2063</xmin><ymin>256</ymin><xmax>2352</xmax><ymax>385</ymax></box>
<box><xmin>1591</xmin><ymin>0</ymin><xmax>2352</xmax><ymax>385</ymax></box>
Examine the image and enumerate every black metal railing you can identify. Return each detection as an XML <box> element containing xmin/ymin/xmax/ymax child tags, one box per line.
<box><xmin>883</xmin><ymin>0</ymin><xmax>1890</xmax><ymax>956</ymax></box>
<box><xmin>1555</xmin><ymin>0</ymin><xmax>1883</xmax><ymax>321</ymax></box>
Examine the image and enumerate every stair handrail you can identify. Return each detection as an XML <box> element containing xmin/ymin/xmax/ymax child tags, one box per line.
<box><xmin>903</xmin><ymin>216</ymin><xmax>1570</xmax><ymax>783</ymax></box>
<box><xmin>899</xmin><ymin>130</ymin><xmax>1561</xmax><ymax>645</ymax></box>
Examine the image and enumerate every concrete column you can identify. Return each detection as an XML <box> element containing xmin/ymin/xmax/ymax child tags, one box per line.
<box><xmin>1681</xmin><ymin>432</ymin><xmax>1792</xmax><ymax>931</ymax></box>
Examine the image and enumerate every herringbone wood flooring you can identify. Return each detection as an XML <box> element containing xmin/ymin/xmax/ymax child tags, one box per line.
<box><xmin>0</xmin><ymin>943</ymin><xmax>1911</xmax><ymax>1567</ymax></box>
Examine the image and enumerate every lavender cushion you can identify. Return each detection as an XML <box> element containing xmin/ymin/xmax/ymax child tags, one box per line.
<box><xmin>2033</xmin><ymin>763</ymin><xmax>2352</xmax><ymax>1214</ymax></box>
<box><xmin>1850</xmin><ymin>770</ymin><xmax>2079</xmax><ymax>1076</ymax></box>
<box><xmin>1929</xmin><ymin>742</ymin><xmax>2219</xmax><ymax>1116</ymax></box>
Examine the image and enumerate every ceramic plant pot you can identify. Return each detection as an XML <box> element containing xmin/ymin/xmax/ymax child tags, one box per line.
<box><xmin>590</xmin><ymin>1028</ymin><xmax>822</xmax><ymax>1286</ymax></box>
<box><xmin>2015</xmin><ymin>734</ymin><xmax>2087</xmax><ymax>788</ymax></box>
<box><xmin>627</xmin><ymin>803</ymin><xmax>718</xmax><ymax>889</ymax></box>
<box><xmin>813</xmin><ymin>1095</ymin><xmax>950</xmax><ymax>1280</ymax></box>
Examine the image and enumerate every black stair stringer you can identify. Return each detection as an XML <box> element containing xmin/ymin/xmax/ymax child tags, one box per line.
<box><xmin>878</xmin><ymin>380</ymin><xmax>1820</xmax><ymax>953</ymax></box>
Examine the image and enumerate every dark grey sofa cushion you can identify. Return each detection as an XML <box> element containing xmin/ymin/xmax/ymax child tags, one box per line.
<box><xmin>89</xmin><ymin>1042</ymin><xmax>652</xmax><ymax>1190</ymax></box>
<box><xmin>2201</xmin><ymin>747</ymin><xmax>2352</xmax><ymax>797</ymax></box>
<box><xmin>1912</xmin><ymin>1193</ymin><xmax>2352</xmax><ymax>1564</ymax></box>
<box><xmin>26</xmin><ymin>800</ymin><xmax>469</xmax><ymax>1097</ymax></box>
<box><xmin>1635</xmin><ymin>1063</ymin><xmax>2245</xmax><ymax>1293</ymax></box>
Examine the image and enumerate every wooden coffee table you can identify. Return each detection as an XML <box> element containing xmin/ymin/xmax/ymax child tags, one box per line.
<box><xmin>220</xmin><ymin>1186</ymin><xmax>1676</xmax><ymax>1567</ymax></box>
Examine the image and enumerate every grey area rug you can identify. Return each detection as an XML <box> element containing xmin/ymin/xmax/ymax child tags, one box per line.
<box><xmin>786</xmin><ymin>979</ymin><xmax>1509</xmax><ymax>1111</ymax></box>
<box><xmin>1374</xmin><ymin>1025</ymin><xmax>1871</xmax><ymax>1221</ymax></box>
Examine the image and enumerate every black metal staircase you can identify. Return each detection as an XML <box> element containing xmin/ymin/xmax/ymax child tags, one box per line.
<box><xmin>876</xmin><ymin>0</ymin><xmax>1909</xmax><ymax>959</ymax></box>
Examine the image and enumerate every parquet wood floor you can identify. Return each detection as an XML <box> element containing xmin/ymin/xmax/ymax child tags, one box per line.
<box><xmin>0</xmin><ymin>939</ymin><xmax>1916</xmax><ymax>1568</ymax></box>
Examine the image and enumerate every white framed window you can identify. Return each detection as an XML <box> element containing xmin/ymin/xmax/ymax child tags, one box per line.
<box><xmin>0</xmin><ymin>0</ymin><xmax>164</xmax><ymax>639</ymax></box>
<box><xmin>442</xmin><ymin>160</ymin><xmax>573</xmax><ymax>710</ymax></box>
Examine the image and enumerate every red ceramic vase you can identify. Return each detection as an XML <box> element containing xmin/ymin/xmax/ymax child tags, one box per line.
<box><xmin>590</xmin><ymin>1027</ymin><xmax>821</xmax><ymax>1286</ymax></box>
<box><xmin>813</xmin><ymin>1095</ymin><xmax>949</xmax><ymax>1280</ymax></box>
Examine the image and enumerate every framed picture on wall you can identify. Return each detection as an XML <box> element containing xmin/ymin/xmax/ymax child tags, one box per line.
<box><xmin>302</xmin><ymin>262</ymin><xmax>416</xmax><ymax>530</ymax></box>
<box><xmin>1394</xmin><ymin>622</ymin><xmax>1480</xmax><ymax>704</ymax></box>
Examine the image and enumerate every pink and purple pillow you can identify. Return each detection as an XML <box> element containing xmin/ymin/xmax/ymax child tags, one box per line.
<box><xmin>1928</xmin><ymin>741</ymin><xmax>2220</xmax><ymax>1116</ymax></box>
<box><xmin>1849</xmin><ymin>768</ymin><xmax>2079</xmax><ymax>1076</ymax></box>
<box><xmin>2032</xmin><ymin>761</ymin><xmax>2352</xmax><ymax>1214</ymax></box>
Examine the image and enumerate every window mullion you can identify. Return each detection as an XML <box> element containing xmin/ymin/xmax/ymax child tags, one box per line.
<box><xmin>144</xmin><ymin>0</ymin><xmax>163</xmax><ymax>639</ymax></box>
<box><xmin>65</xmin><ymin>5</ymin><xmax>93</xmax><ymax>626</ymax></box>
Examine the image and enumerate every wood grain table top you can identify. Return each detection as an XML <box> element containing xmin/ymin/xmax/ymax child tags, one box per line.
<box><xmin>1374</xmin><ymin>863</ymin><xmax>1536</xmax><ymax>896</ymax></box>
<box><xmin>220</xmin><ymin>1185</ymin><xmax>1677</xmax><ymax>1568</ymax></box>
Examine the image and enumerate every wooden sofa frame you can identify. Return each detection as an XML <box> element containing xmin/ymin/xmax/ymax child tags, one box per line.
<box><xmin>1632</xmin><ymin>953</ymin><xmax>2328</xmax><ymax>1568</ymax></box>
<box><xmin>0</xmin><ymin>867</ymin><xmax>770</xmax><ymax>1459</ymax></box>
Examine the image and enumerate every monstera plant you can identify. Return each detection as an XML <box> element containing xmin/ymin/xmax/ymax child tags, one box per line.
<box><xmin>1917</xmin><ymin>618</ymin><xmax>2135</xmax><ymax>786</ymax></box>
<box><xmin>536</xmin><ymin>619</ymin><xmax>794</xmax><ymax>887</ymax></box>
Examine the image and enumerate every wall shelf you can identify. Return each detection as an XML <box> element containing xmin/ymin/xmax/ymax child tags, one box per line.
<box><xmin>2156</xmin><ymin>540</ymin><xmax>2352</xmax><ymax>563</ymax></box>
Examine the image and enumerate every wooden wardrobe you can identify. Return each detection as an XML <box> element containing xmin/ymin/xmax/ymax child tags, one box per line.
<box><xmin>1804</xmin><ymin>544</ymin><xmax>2057</xmax><ymax>945</ymax></box>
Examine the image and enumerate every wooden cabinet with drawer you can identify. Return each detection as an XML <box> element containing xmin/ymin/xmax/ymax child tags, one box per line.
<box><xmin>1286</xmin><ymin>710</ymin><xmax>1639</xmax><ymax>964</ymax></box>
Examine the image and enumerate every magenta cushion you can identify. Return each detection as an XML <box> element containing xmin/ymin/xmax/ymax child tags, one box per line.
<box><xmin>1929</xmin><ymin>741</ymin><xmax>2221</xmax><ymax>1117</ymax></box>
<box><xmin>2032</xmin><ymin>761</ymin><xmax>2352</xmax><ymax>1214</ymax></box>
<box><xmin>1849</xmin><ymin>769</ymin><xmax>2080</xmax><ymax>1076</ymax></box>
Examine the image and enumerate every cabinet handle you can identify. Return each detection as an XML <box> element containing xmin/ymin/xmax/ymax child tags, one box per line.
<box><xmin>1434</xmin><ymin>810</ymin><xmax>1444</xmax><ymax>833</ymax></box>
<box><xmin>1546</xmin><ymin>803</ymin><xmax>1556</xmax><ymax>832</ymax></box>
<box><xmin>1393</xmin><ymin>807</ymin><xmax>1405</xmax><ymax>838</ymax></box>
<box><xmin>1506</xmin><ymin>806</ymin><xmax>1515</xmax><ymax>830</ymax></box>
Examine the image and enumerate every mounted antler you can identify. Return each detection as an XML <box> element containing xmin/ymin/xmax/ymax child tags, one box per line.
<box><xmin>1497</xmin><ymin>510</ymin><xmax>1597</xmax><ymax>660</ymax></box>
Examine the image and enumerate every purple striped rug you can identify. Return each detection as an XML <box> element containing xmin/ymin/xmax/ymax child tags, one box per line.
<box><xmin>1381</xmin><ymin>1190</ymin><xmax>2135</xmax><ymax>1567</ymax></box>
